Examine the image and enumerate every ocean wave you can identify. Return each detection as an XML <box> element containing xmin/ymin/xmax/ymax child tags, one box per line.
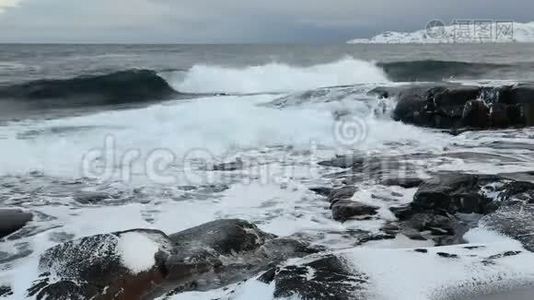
<box><xmin>1</xmin><ymin>59</ymin><xmax>524</xmax><ymax>110</ymax></box>
<box><xmin>169</xmin><ymin>57</ymin><xmax>390</xmax><ymax>94</ymax></box>
<box><xmin>0</xmin><ymin>69</ymin><xmax>178</xmax><ymax>106</ymax></box>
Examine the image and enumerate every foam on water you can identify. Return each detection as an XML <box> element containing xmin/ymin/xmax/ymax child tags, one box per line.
<box><xmin>170</xmin><ymin>57</ymin><xmax>389</xmax><ymax>94</ymax></box>
<box><xmin>0</xmin><ymin>91</ymin><xmax>444</xmax><ymax>180</ymax></box>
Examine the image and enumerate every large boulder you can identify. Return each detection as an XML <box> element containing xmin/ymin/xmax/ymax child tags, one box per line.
<box><xmin>0</xmin><ymin>209</ymin><xmax>32</xmax><ymax>239</ymax></box>
<box><xmin>28</xmin><ymin>219</ymin><xmax>318</xmax><ymax>300</ymax></box>
<box><xmin>163</xmin><ymin>219</ymin><xmax>318</xmax><ymax>296</ymax></box>
<box><xmin>371</xmin><ymin>83</ymin><xmax>534</xmax><ymax>130</ymax></box>
<box><xmin>28</xmin><ymin>229</ymin><xmax>172</xmax><ymax>300</ymax></box>
<box><xmin>390</xmin><ymin>84</ymin><xmax>481</xmax><ymax>129</ymax></box>
<box><xmin>411</xmin><ymin>173</ymin><xmax>501</xmax><ymax>215</ymax></box>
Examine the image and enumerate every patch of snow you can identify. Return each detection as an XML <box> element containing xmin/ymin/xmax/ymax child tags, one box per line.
<box><xmin>117</xmin><ymin>232</ymin><xmax>159</xmax><ymax>274</ymax></box>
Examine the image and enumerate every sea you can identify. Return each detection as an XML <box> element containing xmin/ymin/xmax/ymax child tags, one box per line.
<box><xmin>1</xmin><ymin>43</ymin><xmax>534</xmax><ymax>299</ymax></box>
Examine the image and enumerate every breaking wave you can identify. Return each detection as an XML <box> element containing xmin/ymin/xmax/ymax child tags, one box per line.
<box><xmin>170</xmin><ymin>57</ymin><xmax>390</xmax><ymax>94</ymax></box>
<box><xmin>0</xmin><ymin>69</ymin><xmax>178</xmax><ymax>106</ymax></box>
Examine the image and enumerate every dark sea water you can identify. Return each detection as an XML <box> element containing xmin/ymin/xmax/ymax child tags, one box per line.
<box><xmin>2</xmin><ymin>43</ymin><xmax>534</xmax><ymax>85</ymax></box>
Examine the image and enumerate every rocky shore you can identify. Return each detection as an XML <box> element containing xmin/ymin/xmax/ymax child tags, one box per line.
<box><xmin>2</xmin><ymin>81</ymin><xmax>534</xmax><ymax>299</ymax></box>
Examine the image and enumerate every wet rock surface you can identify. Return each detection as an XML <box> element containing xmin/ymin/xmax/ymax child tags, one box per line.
<box><xmin>313</xmin><ymin>146</ymin><xmax>534</xmax><ymax>249</ymax></box>
<box><xmin>331</xmin><ymin>200</ymin><xmax>379</xmax><ymax>222</ymax></box>
<box><xmin>371</xmin><ymin>83</ymin><xmax>534</xmax><ymax>130</ymax></box>
<box><xmin>27</xmin><ymin>219</ymin><xmax>319</xmax><ymax>300</ymax></box>
<box><xmin>260</xmin><ymin>254</ymin><xmax>369</xmax><ymax>300</ymax></box>
<box><xmin>29</xmin><ymin>229</ymin><xmax>172</xmax><ymax>300</ymax></box>
<box><xmin>411</xmin><ymin>173</ymin><xmax>501</xmax><ymax>215</ymax></box>
<box><xmin>391</xmin><ymin>173</ymin><xmax>534</xmax><ymax>247</ymax></box>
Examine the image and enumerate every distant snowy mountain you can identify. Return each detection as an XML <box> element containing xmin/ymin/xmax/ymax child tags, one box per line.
<box><xmin>348</xmin><ymin>21</ymin><xmax>534</xmax><ymax>44</ymax></box>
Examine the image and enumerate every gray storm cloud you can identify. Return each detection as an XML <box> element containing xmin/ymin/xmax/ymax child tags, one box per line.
<box><xmin>0</xmin><ymin>0</ymin><xmax>532</xmax><ymax>42</ymax></box>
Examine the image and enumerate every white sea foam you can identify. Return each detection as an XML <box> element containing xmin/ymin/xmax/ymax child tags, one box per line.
<box><xmin>0</xmin><ymin>91</ymin><xmax>444</xmax><ymax>180</ymax></box>
<box><xmin>170</xmin><ymin>57</ymin><xmax>389</xmax><ymax>94</ymax></box>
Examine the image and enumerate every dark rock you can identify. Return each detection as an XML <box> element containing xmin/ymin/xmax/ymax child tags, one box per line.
<box><xmin>400</xmin><ymin>212</ymin><xmax>473</xmax><ymax>245</ymax></box>
<box><xmin>257</xmin><ymin>267</ymin><xmax>277</xmax><ymax>284</ymax></box>
<box><xmin>164</xmin><ymin>219</ymin><xmax>318</xmax><ymax>295</ymax></box>
<box><xmin>486</xmin><ymin>251</ymin><xmax>522</xmax><ymax>260</ymax></box>
<box><xmin>357</xmin><ymin>233</ymin><xmax>396</xmax><ymax>244</ymax></box>
<box><xmin>498</xmin><ymin>83</ymin><xmax>534</xmax><ymax>105</ymax></box>
<box><xmin>390</xmin><ymin>174</ymin><xmax>503</xmax><ymax>246</ymax></box>
<box><xmin>403</xmin><ymin>231</ymin><xmax>428</xmax><ymax>241</ymax></box>
<box><xmin>405</xmin><ymin>213</ymin><xmax>455</xmax><ymax>235</ymax></box>
<box><xmin>265</xmin><ymin>255</ymin><xmax>369</xmax><ymax>300</ymax></box>
<box><xmin>0</xmin><ymin>286</ymin><xmax>12</xmax><ymax>297</ymax></box>
<box><xmin>73</xmin><ymin>191</ymin><xmax>113</xmax><ymax>204</ymax></box>
<box><xmin>393</xmin><ymin>84</ymin><xmax>481</xmax><ymax>129</ymax></box>
<box><xmin>327</xmin><ymin>186</ymin><xmax>357</xmax><ymax>204</ymax></box>
<box><xmin>29</xmin><ymin>229</ymin><xmax>171</xmax><ymax>300</ymax></box>
<box><xmin>381</xmin><ymin>223</ymin><xmax>401</xmax><ymax>235</ymax></box>
<box><xmin>462</xmin><ymin>99</ymin><xmax>490</xmax><ymax>128</ymax></box>
<box><xmin>490</xmin><ymin>103</ymin><xmax>513</xmax><ymax>127</ymax></box>
<box><xmin>212</xmin><ymin>158</ymin><xmax>244</xmax><ymax>171</ymax></box>
<box><xmin>414</xmin><ymin>249</ymin><xmax>428</xmax><ymax>253</ymax></box>
<box><xmin>29</xmin><ymin>219</ymin><xmax>318</xmax><ymax>300</ymax></box>
<box><xmin>389</xmin><ymin>206</ymin><xmax>414</xmax><ymax>220</ymax></box>
<box><xmin>412</xmin><ymin>174</ymin><xmax>500</xmax><ymax>214</ymax></box>
<box><xmin>331</xmin><ymin>200</ymin><xmax>379</xmax><ymax>222</ymax></box>
<box><xmin>380</xmin><ymin>176</ymin><xmax>425</xmax><ymax>188</ymax></box>
<box><xmin>309</xmin><ymin>187</ymin><xmax>333</xmax><ymax>197</ymax></box>
<box><xmin>464</xmin><ymin>246</ymin><xmax>485</xmax><ymax>250</ymax></box>
<box><xmin>436</xmin><ymin>252</ymin><xmax>459</xmax><ymax>259</ymax></box>
<box><xmin>376</xmin><ymin>83</ymin><xmax>534</xmax><ymax>130</ymax></box>
<box><xmin>0</xmin><ymin>209</ymin><xmax>32</xmax><ymax>239</ymax></box>
<box><xmin>168</xmin><ymin>219</ymin><xmax>275</xmax><ymax>255</ymax></box>
<box><xmin>401</xmin><ymin>173</ymin><xmax>534</xmax><ymax>247</ymax></box>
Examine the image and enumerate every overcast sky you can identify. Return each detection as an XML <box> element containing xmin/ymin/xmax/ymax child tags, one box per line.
<box><xmin>0</xmin><ymin>0</ymin><xmax>532</xmax><ymax>43</ymax></box>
